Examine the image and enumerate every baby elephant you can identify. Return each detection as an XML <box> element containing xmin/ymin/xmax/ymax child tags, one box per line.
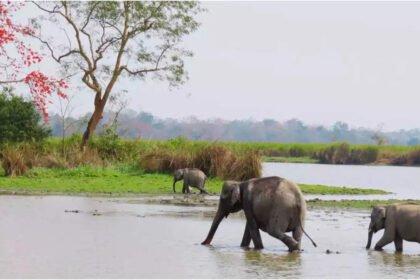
<box><xmin>173</xmin><ymin>168</ymin><xmax>208</xmax><ymax>194</ymax></box>
<box><xmin>366</xmin><ymin>204</ymin><xmax>420</xmax><ymax>252</ymax></box>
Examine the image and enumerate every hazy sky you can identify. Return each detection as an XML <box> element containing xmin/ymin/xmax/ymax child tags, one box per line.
<box><xmin>35</xmin><ymin>2</ymin><xmax>420</xmax><ymax>131</ymax></box>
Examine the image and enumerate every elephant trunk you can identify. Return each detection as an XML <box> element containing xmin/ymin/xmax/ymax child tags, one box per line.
<box><xmin>201</xmin><ymin>207</ymin><xmax>225</xmax><ymax>245</ymax></box>
<box><xmin>173</xmin><ymin>179</ymin><xmax>177</xmax><ymax>193</ymax></box>
<box><xmin>366</xmin><ymin>223</ymin><xmax>374</xmax><ymax>249</ymax></box>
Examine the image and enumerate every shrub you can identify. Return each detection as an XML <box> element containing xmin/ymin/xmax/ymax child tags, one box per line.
<box><xmin>1</xmin><ymin>146</ymin><xmax>30</xmax><ymax>176</ymax></box>
<box><xmin>194</xmin><ymin>145</ymin><xmax>235</xmax><ymax>178</ymax></box>
<box><xmin>94</xmin><ymin>125</ymin><xmax>122</xmax><ymax>160</ymax></box>
<box><xmin>359</xmin><ymin>146</ymin><xmax>379</xmax><ymax>163</ymax></box>
<box><xmin>407</xmin><ymin>149</ymin><xmax>420</xmax><ymax>165</ymax></box>
<box><xmin>38</xmin><ymin>154</ymin><xmax>68</xmax><ymax>169</ymax></box>
<box><xmin>228</xmin><ymin>150</ymin><xmax>262</xmax><ymax>181</ymax></box>
<box><xmin>67</xmin><ymin>147</ymin><xmax>104</xmax><ymax>167</ymax></box>
<box><xmin>289</xmin><ymin>146</ymin><xmax>306</xmax><ymax>157</ymax></box>
<box><xmin>0</xmin><ymin>93</ymin><xmax>50</xmax><ymax>144</ymax></box>
<box><xmin>138</xmin><ymin>144</ymin><xmax>261</xmax><ymax>180</ymax></box>
<box><xmin>332</xmin><ymin>142</ymin><xmax>350</xmax><ymax>164</ymax></box>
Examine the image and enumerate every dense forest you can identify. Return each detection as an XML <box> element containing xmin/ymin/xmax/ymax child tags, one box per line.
<box><xmin>48</xmin><ymin>109</ymin><xmax>420</xmax><ymax>145</ymax></box>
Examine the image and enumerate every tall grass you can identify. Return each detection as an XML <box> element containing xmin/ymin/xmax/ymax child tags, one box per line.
<box><xmin>139</xmin><ymin>144</ymin><xmax>261</xmax><ymax>181</ymax></box>
<box><xmin>1</xmin><ymin>136</ymin><xmax>419</xmax><ymax>178</ymax></box>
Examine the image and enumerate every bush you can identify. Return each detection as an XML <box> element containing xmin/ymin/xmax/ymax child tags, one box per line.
<box><xmin>289</xmin><ymin>146</ymin><xmax>306</xmax><ymax>157</ymax></box>
<box><xmin>0</xmin><ymin>93</ymin><xmax>50</xmax><ymax>144</ymax></box>
<box><xmin>1</xmin><ymin>146</ymin><xmax>30</xmax><ymax>176</ymax></box>
<box><xmin>228</xmin><ymin>150</ymin><xmax>262</xmax><ymax>181</ymax></box>
<box><xmin>138</xmin><ymin>144</ymin><xmax>261</xmax><ymax>180</ymax></box>
<box><xmin>408</xmin><ymin>149</ymin><xmax>420</xmax><ymax>165</ymax></box>
<box><xmin>332</xmin><ymin>142</ymin><xmax>350</xmax><ymax>164</ymax></box>
<box><xmin>317</xmin><ymin>142</ymin><xmax>378</xmax><ymax>164</ymax></box>
<box><xmin>94</xmin><ymin>125</ymin><xmax>121</xmax><ymax>160</ymax></box>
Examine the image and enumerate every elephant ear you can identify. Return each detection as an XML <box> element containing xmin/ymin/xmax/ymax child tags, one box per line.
<box><xmin>379</xmin><ymin>206</ymin><xmax>386</xmax><ymax>219</ymax></box>
<box><xmin>230</xmin><ymin>183</ymin><xmax>240</xmax><ymax>205</ymax></box>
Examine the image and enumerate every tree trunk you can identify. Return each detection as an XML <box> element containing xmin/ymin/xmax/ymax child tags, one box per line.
<box><xmin>81</xmin><ymin>100</ymin><xmax>106</xmax><ymax>149</ymax></box>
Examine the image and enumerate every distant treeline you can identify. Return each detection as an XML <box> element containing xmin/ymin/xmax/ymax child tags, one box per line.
<box><xmin>48</xmin><ymin>110</ymin><xmax>420</xmax><ymax>146</ymax></box>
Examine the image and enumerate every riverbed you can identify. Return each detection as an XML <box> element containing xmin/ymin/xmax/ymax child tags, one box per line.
<box><xmin>1</xmin><ymin>195</ymin><xmax>420</xmax><ymax>278</ymax></box>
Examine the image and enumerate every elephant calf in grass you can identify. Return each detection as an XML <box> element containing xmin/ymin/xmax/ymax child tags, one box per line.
<box><xmin>173</xmin><ymin>168</ymin><xmax>208</xmax><ymax>194</ymax></box>
<box><xmin>201</xmin><ymin>176</ymin><xmax>317</xmax><ymax>252</ymax></box>
<box><xmin>366</xmin><ymin>204</ymin><xmax>420</xmax><ymax>252</ymax></box>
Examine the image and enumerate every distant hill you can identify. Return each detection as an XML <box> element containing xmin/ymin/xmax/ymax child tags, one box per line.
<box><xmin>48</xmin><ymin>110</ymin><xmax>420</xmax><ymax>146</ymax></box>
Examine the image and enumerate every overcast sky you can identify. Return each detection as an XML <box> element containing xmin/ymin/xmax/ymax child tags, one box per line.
<box><xmin>41</xmin><ymin>2</ymin><xmax>420</xmax><ymax>131</ymax></box>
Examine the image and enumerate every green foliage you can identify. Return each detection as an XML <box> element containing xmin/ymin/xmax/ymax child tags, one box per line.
<box><xmin>0</xmin><ymin>165</ymin><xmax>223</xmax><ymax>195</ymax></box>
<box><xmin>0</xmin><ymin>93</ymin><xmax>50</xmax><ymax>144</ymax></box>
<box><xmin>95</xmin><ymin>125</ymin><xmax>121</xmax><ymax>160</ymax></box>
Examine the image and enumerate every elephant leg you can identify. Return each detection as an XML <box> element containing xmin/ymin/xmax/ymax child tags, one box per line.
<box><xmin>292</xmin><ymin>227</ymin><xmax>303</xmax><ymax>251</ymax></box>
<box><xmin>197</xmin><ymin>186</ymin><xmax>208</xmax><ymax>195</ymax></box>
<box><xmin>243</xmin><ymin>210</ymin><xmax>264</xmax><ymax>249</ymax></box>
<box><xmin>374</xmin><ymin>234</ymin><xmax>393</xmax><ymax>251</ymax></box>
<box><xmin>240</xmin><ymin>223</ymin><xmax>252</xmax><ymax>248</ymax></box>
<box><xmin>183</xmin><ymin>181</ymin><xmax>190</xmax><ymax>194</ymax></box>
<box><xmin>271</xmin><ymin>230</ymin><xmax>299</xmax><ymax>252</ymax></box>
<box><xmin>394</xmin><ymin>235</ymin><xmax>403</xmax><ymax>252</ymax></box>
<box><xmin>250</xmin><ymin>228</ymin><xmax>264</xmax><ymax>250</ymax></box>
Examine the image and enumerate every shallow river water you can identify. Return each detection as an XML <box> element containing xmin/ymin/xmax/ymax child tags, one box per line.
<box><xmin>263</xmin><ymin>162</ymin><xmax>420</xmax><ymax>200</ymax></box>
<box><xmin>1</xmin><ymin>195</ymin><xmax>420</xmax><ymax>278</ymax></box>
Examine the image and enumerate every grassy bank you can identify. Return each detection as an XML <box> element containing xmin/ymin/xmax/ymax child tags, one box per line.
<box><xmin>0</xmin><ymin>166</ymin><xmax>387</xmax><ymax>196</ymax></box>
<box><xmin>262</xmin><ymin>156</ymin><xmax>319</xmax><ymax>163</ymax></box>
<box><xmin>307</xmin><ymin>199</ymin><xmax>420</xmax><ymax>209</ymax></box>
<box><xmin>1</xmin><ymin>137</ymin><xmax>419</xmax><ymax>171</ymax></box>
<box><xmin>50</xmin><ymin>137</ymin><xmax>420</xmax><ymax>166</ymax></box>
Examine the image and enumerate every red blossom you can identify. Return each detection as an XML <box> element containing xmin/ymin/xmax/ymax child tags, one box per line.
<box><xmin>0</xmin><ymin>1</ymin><xmax>67</xmax><ymax>122</ymax></box>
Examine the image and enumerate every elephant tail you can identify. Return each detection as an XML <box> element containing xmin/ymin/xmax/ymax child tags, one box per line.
<box><xmin>300</xmin><ymin>221</ymin><xmax>317</xmax><ymax>248</ymax></box>
<box><xmin>296</xmin><ymin>202</ymin><xmax>317</xmax><ymax>248</ymax></box>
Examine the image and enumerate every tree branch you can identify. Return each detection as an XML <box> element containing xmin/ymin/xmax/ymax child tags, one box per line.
<box><xmin>120</xmin><ymin>65</ymin><xmax>169</xmax><ymax>76</ymax></box>
<box><xmin>0</xmin><ymin>78</ymin><xmax>25</xmax><ymax>85</ymax></box>
<box><xmin>80</xmin><ymin>2</ymin><xmax>100</xmax><ymax>61</ymax></box>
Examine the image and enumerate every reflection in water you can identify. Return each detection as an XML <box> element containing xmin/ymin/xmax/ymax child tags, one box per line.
<box><xmin>243</xmin><ymin>249</ymin><xmax>302</xmax><ymax>278</ymax></box>
<box><xmin>204</xmin><ymin>246</ymin><xmax>302</xmax><ymax>278</ymax></box>
<box><xmin>368</xmin><ymin>251</ymin><xmax>420</xmax><ymax>277</ymax></box>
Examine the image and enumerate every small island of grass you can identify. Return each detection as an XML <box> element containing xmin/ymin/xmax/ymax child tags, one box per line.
<box><xmin>307</xmin><ymin>199</ymin><xmax>420</xmax><ymax>209</ymax></box>
<box><xmin>262</xmin><ymin>156</ymin><xmax>319</xmax><ymax>164</ymax></box>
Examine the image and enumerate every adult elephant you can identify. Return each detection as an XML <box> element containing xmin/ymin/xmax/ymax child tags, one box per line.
<box><xmin>366</xmin><ymin>204</ymin><xmax>420</xmax><ymax>252</ymax></box>
<box><xmin>201</xmin><ymin>176</ymin><xmax>317</xmax><ymax>251</ymax></box>
<box><xmin>173</xmin><ymin>168</ymin><xmax>208</xmax><ymax>194</ymax></box>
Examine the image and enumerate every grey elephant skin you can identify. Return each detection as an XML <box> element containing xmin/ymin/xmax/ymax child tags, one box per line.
<box><xmin>366</xmin><ymin>204</ymin><xmax>420</xmax><ymax>252</ymax></box>
<box><xmin>173</xmin><ymin>168</ymin><xmax>208</xmax><ymax>194</ymax></box>
<box><xmin>201</xmin><ymin>176</ymin><xmax>317</xmax><ymax>251</ymax></box>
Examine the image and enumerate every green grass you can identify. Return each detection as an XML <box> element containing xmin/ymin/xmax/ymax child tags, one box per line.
<box><xmin>307</xmin><ymin>199</ymin><xmax>420</xmax><ymax>209</ymax></box>
<box><xmin>0</xmin><ymin>165</ymin><xmax>387</xmax><ymax>196</ymax></box>
<box><xmin>262</xmin><ymin>156</ymin><xmax>319</xmax><ymax>163</ymax></box>
<box><xmin>300</xmin><ymin>184</ymin><xmax>387</xmax><ymax>195</ymax></box>
<box><xmin>0</xmin><ymin>166</ymin><xmax>224</xmax><ymax>195</ymax></box>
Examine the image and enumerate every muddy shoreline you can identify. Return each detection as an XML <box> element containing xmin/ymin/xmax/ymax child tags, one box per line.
<box><xmin>2</xmin><ymin>190</ymin><xmax>417</xmax><ymax>210</ymax></box>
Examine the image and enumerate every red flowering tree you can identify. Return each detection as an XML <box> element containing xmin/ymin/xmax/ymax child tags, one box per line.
<box><xmin>0</xmin><ymin>1</ymin><xmax>67</xmax><ymax>121</ymax></box>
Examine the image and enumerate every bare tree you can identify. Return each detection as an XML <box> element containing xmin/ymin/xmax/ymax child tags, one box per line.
<box><xmin>55</xmin><ymin>94</ymin><xmax>80</xmax><ymax>155</ymax></box>
<box><xmin>30</xmin><ymin>1</ymin><xmax>202</xmax><ymax>148</ymax></box>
